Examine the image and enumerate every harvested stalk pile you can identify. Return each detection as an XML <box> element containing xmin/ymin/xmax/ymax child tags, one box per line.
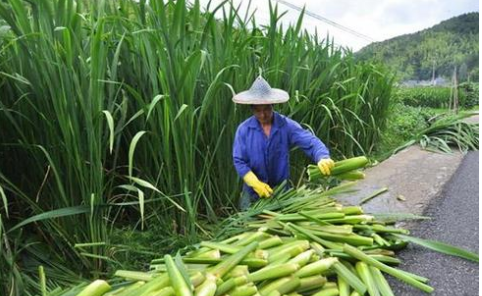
<box><xmin>44</xmin><ymin>158</ymin><xmax>477</xmax><ymax>296</ymax></box>
<box><xmin>48</xmin><ymin>193</ymin><xmax>426</xmax><ymax>295</ymax></box>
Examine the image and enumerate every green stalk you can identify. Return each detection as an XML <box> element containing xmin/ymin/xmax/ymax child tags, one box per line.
<box><xmin>337</xmin><ymin>276</ymin><xmax>350</xmax><ymax>296</ymax></box>
<box><xmin>106</xmin><ymin>281</ymin><xmax>145</xmax><ymax>296</ymax></box>
<box><xmin>132</xmin><ymin>274</ymin><xmax>171</xmax><ymax>296</ymax></box>
<box><xmin>296</xmin><ymin>275</ymin><xmax>327</xmax><ymax>293</ymax></box>
<box><xmin>323</xmin><ymin>215</ymin><xmax>374</xmax><ymax>225</ymax></box>
<box><xmin>194</xmin><ymin>273</ymin><xmax>217</xmax><ymax>296</ymax></box>
<box><xmin>337</xmin><ymin>171</ymin><xmax>365</xmax><ymax>181</ymax></box>
<box><xmin>371</xmin><ymin>234</ymin><xmax>389</xmax><ymax>247</ymax></box>
<box><xmin>328</xmin><ymin>251</ymin><xmax>401</xmax><ymax>265</ymax></box>
<box><xmin>267</xmin><ymin>240</ymin><xmax>308</xmax><ymax>255</ymax></box>
<box><xmin>210</xmin><ymin>241</ymin><xmax>259</xmax><ymax>278</ymax></box>
<box><xmin>341</xmin><ymin>207</ymin><xmax>364</xmax><ymax>215</ymax></box>
<box><xmin>158</xmin><ymin>287</ymin><xmax>176</xmax><ymax>296</ymax></box>
<box><xmin>307</xmin><ymin>230</ymin><xmax>373</xmax><ymax>246</ymax></box>
<box><xmin>311</xmin><ymin>287</ymin><xmax>339</xmax><ymax>296</ymax></box>
<box><xmin>331</xmin><ymin>157</ymin><xmax>369</xmax><ymax>175</ymax></box>
<box><xmin>268</xmin><ymin>240</ymin><xmax>310</xmax><ymax>263</ymax></box>
<box><xmin>222</xmin><ymin>233</ymin><xmax>250</xmax><ymax>244</ymax></box>
<box><xmin>269</xmin><ymin>245</ymin><xmax>309</xmax><ymax>263</ymax></box>
<box><xmin>215</xmin><ymin>276</ymin><xmax>248</xmax><ymax>296</ymax></box>
<box><xmin>283</xmin><ymin>223</ymin><xmax>342</xmax><ymax>250</ymax></box>
<box><xmin>200</xmin><ymin>241</ymin><xmax>240</xmax><ymax>254</ymax></box>
<box><xmin>323</xmin><ymin>283</ymin><xmax>338</xmax><ymax>289</ymax></box>
<box><xmin>165</xmin><ymin>254</ymin><xmax>193</xmax><ymax>296</ymax></box>
<box><xmin>258</xmin><ymin>277</ymin><xmax>291</xmax><ymax>296</ymax></box>
<box><xmin>294</xmin><ymin>258</ymin><xmax>338</xmax><ymax>278</ymax></box>
<box><xmin>247</xmin><ymin>263</ymin><xmax>300</xmax><ymax>282</ymax></box>
<box><xmin>226</xmin><ymin>265</ymin><xmax>249</xmax><ymax>278</ymax></box>
<box><xmin>76</xmin><ymin>280</ymin><xmax>111</xmax><ymax>296</ymax></box>
<box><xmin>276</xmin><ymin>213</ymin><xmax>345</xmax><ymax>222</ymax></box>
<box><xmin>114</xmin><ymin>270</ymin><xmax>154</xmax><ymax>281</ymax></box>
<box><xmin>270</xmin><ymin>254</ymin><xmax>292</xmax><ymax>265</ymax></box>
<box><xmin>274</xmin><ymin>277</ymin><xmax>301</xmax><ymax>295</ymax></box>
<box><xmin>229</xmin><ymin>284</ymin><xmax>258</xmax><ymax>296</ymax></box>
<box><xmin>355</xmin><ymin>262</ymin><xmax>379</xmax><ymax>296</ymax></box>
<box><xmin>363</xmin><ymin>249</ymin><xmax>395</xmax><ymax>256</ymax></box>
<box><xmin>310</xmin><ymin>243</ymin><xmax>326</xmax><ymax>257</ymax></box>
<box><xmin>396</xmin><ymin>269</ymin><xmax>429</xmax><ymax>284</ymax></box>
<box><xmin>259</xmin><ymin>236</ymin><xmax>283</xmax><ymax>249</ymax></box>
<box><xmin>368</xmin><ymin>255</ymin><xmax>400</xmax><ymax>265</ymax></box>
<box><xmin>191</xmin><ymin>272</ymin><xmax>207</xmax><ymax>288</ymax></box>
<box><xmin>186</xmin><ymin>247</ymin><xmax>212</xmax><ymax>258</ymax></box>
<box><xmin>233</xmin><ymin>232</ymin><xmax>268</xmax><ymax>246</ymax></box>
<box><xmin>343</xmin><ymin>244</ymin><xmax>434</xmax><ymax>293</ymax></box>
<box><xmin>195</xmin><ymin>250</ymin><xmax>222</xmax><ymax>259</ymax></box>
<box><xmin>369</xmin><ymin>266</ymin><xmax>394</xmax><ymax>296</ymax></box>
<box><xmin>353</xmin><ymin>225</ymin><xmax>410</xmax><ymax>235</ymax></box>
<box><xmin>39</xmin><ymin>266</ymin><xmax>47</xmax><ymax>296</ymax></box>
<box><xmin>304</xmin><ymin>225</ymin><xmax>354</xmax><ymax>235</ymax></box>
<box><xmin>359</xmin><ymin>188</ymin><xmax>388</xmax><ymax>205</ymax></box>
<box><xmin>265</xmin><ymin>291</ymin><xmax>281</xmax><ymax>296</ymax></box>
<box><xmin>287</xmin><ymin>250</ymin><xmax>315</xmax><ymax>266</ymax></box>
<box><xmin>332</xmin><ymin>262</ymin><xmax>366</xmax><ymax>295</ymax></box>
<box><xmin>164</xmin><ymin>257</ymin><xmax>267</xmax><ymax>268</ymax></box>
<box><xmin>252</xmin><ymin>250</ymin><xmax>269</xmax><ymax>260</ymax></box>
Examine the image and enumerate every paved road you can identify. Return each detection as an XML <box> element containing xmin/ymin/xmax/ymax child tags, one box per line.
<box><xmin>388</xmin><ymin>151</ymin><xmax>479</xmax><ymax>295</ymax></box>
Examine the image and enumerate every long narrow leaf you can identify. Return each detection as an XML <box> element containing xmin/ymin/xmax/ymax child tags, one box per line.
<box><xmin>9</xmin><ymin>205</ymin><xmax>91</xmax><ymax>233</ymax></box>
<box><xmin>395</xmin><ymin>234</ymin><xmax>479</xmax><ymax>263</ymax></box>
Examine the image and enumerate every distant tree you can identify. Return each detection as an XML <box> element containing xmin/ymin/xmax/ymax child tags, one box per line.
<box><xmin>459</xmin><ymin>62</ymin><xmax>468</xmax><ymax>82</ymax></box>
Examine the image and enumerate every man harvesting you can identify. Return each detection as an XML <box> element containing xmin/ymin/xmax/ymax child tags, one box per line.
<box><xmin>232</xmin><ymin>76</ymin><xmax>334</xmax><ymax>209</ymax></box>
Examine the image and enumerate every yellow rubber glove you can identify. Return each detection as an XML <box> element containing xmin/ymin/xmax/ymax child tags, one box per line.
<box><xmin>243</xmin><ymin>171</ymin><xmax>273</xmax><ymax>198</ymax></box>
<box><xmin>317</xmin><ymin>158</ymin><xmax>335</xmax><ymax>176</ymax></box>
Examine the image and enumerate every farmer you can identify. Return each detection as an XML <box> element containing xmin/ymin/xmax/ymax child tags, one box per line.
<box><xmin>232</xmin><ymin>76</ymin><xmax>334</xmax><ymax>209</ymax></box>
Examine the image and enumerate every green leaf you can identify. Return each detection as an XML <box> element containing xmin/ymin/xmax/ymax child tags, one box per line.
<box><xmin>102</xmin><ymin>110</ymin><xmax>115</xmax><ymax>154</ymax></box>
<box><xmin>127</xmin><ymin>176</ymin><xmax>160</xmax><ymax>193</ymax></box>
<box><xmin>395</xmin><ymin>234</ymin><xmax>479</xmax><ymax>263</ymax></box>
<box><xmin>371</xmin><ymin>213</ymin><xmax>430</xmax><ymax>222</ymax></box>
<box><xmin>9</xmin><ymin>205</ymin><xmax>91</xmax><ymax>233</ymax></box>
<box><xmin>146</xmin><ymin>94</ymin><xmax>165</xmax><ymax>121</ymax></box>
<box><xmin>137</xmin><ymin>188</ymin><xmax>145</xmax><ymax>230</ymax></box>
<box><xmin>174</xmin><ymin>104</ymin><xmax>189</xmax><ymax>121</ymax></box>
<box><xmin>127</xmin><ymin>176</ymin><xmax>185</xmax><ymax>212</ymax></box>
<box><xmin>0</xmin><ymin>185</ymin><xmax>7</xmax><ymax>218</ymax></box>
<box><xmin>128</xmin><ymin>131</ymin><xmax>147</xmax><ymax>178</ymax></box>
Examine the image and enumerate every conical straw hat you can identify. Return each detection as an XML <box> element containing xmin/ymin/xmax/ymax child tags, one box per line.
<box><xmin>232</xmin><ymin>76</ymin><xmax>289</xmax><ymax>104</ymax></box>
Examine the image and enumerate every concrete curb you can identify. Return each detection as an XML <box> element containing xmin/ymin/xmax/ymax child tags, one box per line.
<box><xmin>335</xmin><ymin>114</ymin><xmax>478</xmax><ymax>230</ymax></box>
<box><xmin>335</xmin><ymin>145</ymin><xmax>465</xmax><ymax>229</ymax></box>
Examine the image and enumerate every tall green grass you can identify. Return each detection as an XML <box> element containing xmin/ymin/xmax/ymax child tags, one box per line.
<box><xmin>0</xmin><ymin>0</ymin><xmax>394</xmax><ymax>294</ymax></box>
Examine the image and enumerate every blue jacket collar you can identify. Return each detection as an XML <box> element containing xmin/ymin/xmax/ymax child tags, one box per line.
<box><xmin>247</xmin><ymin>112</ymin><xmax>286</xmax><ymax>130</ymax></box>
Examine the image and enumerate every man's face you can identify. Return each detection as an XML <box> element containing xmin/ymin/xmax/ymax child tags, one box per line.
<box><xmin>252</xmin><ymin>104</ymin><xmax>273</xmax><ymax>125</ymax></box>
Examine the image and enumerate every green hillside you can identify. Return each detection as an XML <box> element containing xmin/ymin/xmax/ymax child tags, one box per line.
<box><xmin>356</xmin><ymin>12</ymin><xmax>479</xmax><ymax>82</ymax></box>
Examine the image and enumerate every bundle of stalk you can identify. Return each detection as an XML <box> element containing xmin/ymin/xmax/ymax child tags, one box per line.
<box><xmin>307</xmin><ymin>157</ymin><xmax>369</xmax><ymax>182</ymax></box>
<box><xmin>52</xmin><ymin>185</ymin><xmax>441</xmax><ymax>296</ymax></box>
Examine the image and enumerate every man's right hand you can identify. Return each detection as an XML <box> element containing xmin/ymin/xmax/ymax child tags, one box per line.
<box><xmin>243</xmin><ymin>171</ymin><xmax>273</xmax><ymax>198</ymax></box>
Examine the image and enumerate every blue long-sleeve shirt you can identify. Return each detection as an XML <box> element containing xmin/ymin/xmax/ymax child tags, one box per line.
<box><xmin>233</xmin><ymin>112</ymin><xmax>330</xmax><ymax>198</ymax></box>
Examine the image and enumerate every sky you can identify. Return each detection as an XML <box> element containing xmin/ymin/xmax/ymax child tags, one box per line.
<box><xmin>197</xmin><ymin>0</ymin><xmax>479</xmax><ymax>51</ymax></box>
